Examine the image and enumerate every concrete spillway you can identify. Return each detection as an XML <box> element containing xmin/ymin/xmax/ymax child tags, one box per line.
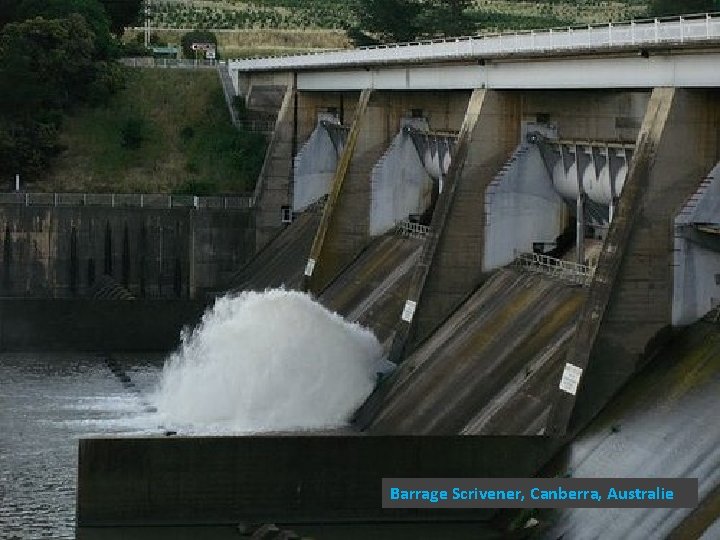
<box><xmin>547</xmin><ymin>313</ymin><xmax>720</xmax><ymax>538</ymax></box>
<box><xmin>320</xmin><ymin>233</ymin><xmax>424</xmax><ymax>344</ymax></box>
<box><xmin>227</xmin><ymin>207</ymin><xmax>322</xmax><ymax>291</ymax></box>
<box><xmin>362</xmin><ymin>268</ymin><xmax>585</xmax><ymax>434</ymax></box>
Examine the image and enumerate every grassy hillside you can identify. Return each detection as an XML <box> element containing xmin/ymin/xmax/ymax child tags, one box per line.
<box><xmin>125</xmin><ymin>1</ymin><xmax>652</xmax><ymax>56</ymax></box>
<box><xmin>141</xmin><ymin>1</ymin><xmax>649</xmax><ymax>34</ymax></box>
<box><xmin>124</xmin><ymin>27</ymin><xmax>349</xmax><ymax>58</ymax></box>
<box><xmin>45</xmin><ymin>68</ymin><xmax>265</xmax><ymax>194</ymax></box>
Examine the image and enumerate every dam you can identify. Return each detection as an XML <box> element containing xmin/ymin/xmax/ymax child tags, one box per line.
<box><xmin>2</xmin><ymin>11</ymin><xmax>720</xmax><ymax>540</ymax></box>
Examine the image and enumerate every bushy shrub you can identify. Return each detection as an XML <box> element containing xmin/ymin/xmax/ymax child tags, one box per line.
<box><xmin>120</xmin><ymin>116</ymin><xmax>147</xmax><ymax>149</ymax></box>
<box><xmin>180</xmin><ymin>29</ymin><xmax>218</xmax><ymax>58</ymax></box>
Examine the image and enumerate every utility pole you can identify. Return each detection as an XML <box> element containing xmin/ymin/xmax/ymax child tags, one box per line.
<box><xmin>144</xmin><ymin>0</ymin><xmax>150</xmax><ymax>48</ymax></box>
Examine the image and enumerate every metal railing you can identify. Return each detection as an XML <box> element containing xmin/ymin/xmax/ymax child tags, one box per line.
<box><xmin>230</xmin><ymin>12</ymin><xmax>720</xmax><ymax>71</ymax></box>
<box><xmin>237</xmin><ymin>119</ymin><xmax>277</xmax><ymax>133</ymax></box>
<box><xmin>119</xmin><ymin>57</ymin><xmax>223</xmax><ymax>69</ymax></box>
<box><xmin>515</xmin><ymin>252</ymin><xmax>595</xmax><ymax>286</ymax></box>
<box><xmin>395</xmin><ymin>220</ymin><xmax>431</xmax><ymax>239</ymax></box>
<box><xmin>0</xmin><ymin>192</ymin><xmax>254</xmax><ymax>210</ymax></box>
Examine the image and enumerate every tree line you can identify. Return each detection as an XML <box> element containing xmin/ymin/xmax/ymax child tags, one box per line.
<box><xmin>352</xmin><ymin>0</ymin><xmax>720</xmax><ymax>43</ymax></box>
<box><xmin>0</xmin><ymin>0</ymin><xmax>141</xmax><ymax>183</ymax></box>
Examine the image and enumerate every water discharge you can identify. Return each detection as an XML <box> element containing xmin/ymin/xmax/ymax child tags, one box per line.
<box><xmin>153</xmin><ymin>289</ymin><xmax>385</xmax><ymax>433</ymax></box>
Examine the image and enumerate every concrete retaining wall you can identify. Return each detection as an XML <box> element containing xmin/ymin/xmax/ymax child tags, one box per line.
<box><xmin>0</xmin><ymin>298</ymin><xmax>204</xmax><ymax>352</ymax></box>
<box><xmin>77</xmin><ymin>435</ymin><xmax>555</xmax><ymax>527</ymax></box>
<box><xmin>0</xmin><ymin>205</ymin><xmax>254</xmax><ymax>299</ymax></box>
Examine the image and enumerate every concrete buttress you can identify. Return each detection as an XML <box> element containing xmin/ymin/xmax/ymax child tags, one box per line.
<box><xmin>547</xmin><ymin>87</ymin><xmax>720</xmax><ymax>436</ymax></box>
<box><xmin>304</xmin><ymin>90</ymin><xmax>373</xmax><ymax>294</ymax></box>
<box><xmin>389</xmin><ymin>89</ymin><xmax>521</xmax><ymax>361</ymax></box>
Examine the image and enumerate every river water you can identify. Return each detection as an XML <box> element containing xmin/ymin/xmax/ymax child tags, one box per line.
<box><xmin>0</xmin><ymin>291</ymin><xmax>387</xmax><ymax>539</ymax></box>
<box><xmin>0</xmin><ymin>354</ymin><xmax>162</xmax><ymax>539</ymax></box>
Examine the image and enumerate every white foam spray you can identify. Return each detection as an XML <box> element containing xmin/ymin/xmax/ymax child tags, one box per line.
<box><xmin>153</xmin><ymin>289</ymin><xmax>385</xmax><ymax>433</ymax></box>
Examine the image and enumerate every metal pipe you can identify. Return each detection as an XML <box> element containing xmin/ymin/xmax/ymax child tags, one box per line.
<box><xmin>576</xmin><ymin>193</ymin><xmax>585</xmax><ymax>266</ymax></box>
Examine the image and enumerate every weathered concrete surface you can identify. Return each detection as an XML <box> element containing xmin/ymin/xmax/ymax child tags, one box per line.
<box><xmin>253</xmin><ymin>83</ymin><xmax>295</xmax><ymax>250</ymax></box>
<box><xmin>673</xmin><ymin>162</ymin><xmax>720</xmax><ymax>325</ymax></box>
<box><xmin>76</xmin><ymin>436</ymin><xmax>554</xmax><ymax>527</ymax></box>
<box><xmin>401</xmin><ymin>90</ymin><xmax>650</xmax><ymax>355</ymax></box>
<box><xmin>0</xmin><ymin>206</ymin><xmax>253</xmax><ymax>300</ymax></box>
<box><xmin>395</xmin><ymin>89</ymin><xmax>520</xmax><ymax>357</ymax></box>
<box><xmin>293</xmin><ymin>117</ymin><xmax>346</xmax><ymax>212</ymax></box>
<box><xmin>549</xmin><ymin>88</ymin><xmax>720</xmax><ymax>436</ymax></box>
<box><xmin>320</xmin><ymin>234</ymin><xmax>424</xmax><ymax>344</ymax></box>
<box><xmin>0</xmin><ymin>298</ymin><xmax>203</xmax><ymax>352</ymax></box>
<box><xmin>545</xmin><ymin>315</ymin><xmax>720</xmax><ymax>539</ymax></box>
<box><xmin>228</xmin><ymin>207</ymin><xmax>322</xmax><ymax>292</ymax></box>
<box><xmin>305</xmin><ymin>89</ymin><xmax>373</xmax><ymax>293</ymax></box>
<box><xmin>483</xmin><ymin>143</ymin><xmax>566</xmax><ymax>270</ymax></box>
<box><xmin>361</xmin><ymin>269</ymin><xmax>585</xmax><ymax>434</ymax></box>
<box><xmin>306</xmin><ymin>91</ymin><xmax>469</xmax><ymax>294</ymax></box>
<box><xmin>254</xmin><ymin>89</ymin><xmax>360</xmax><ymax>250</ymax></box>
<box><xmin>369</xmin><ymin>123</ymin><xmax>434</xmax><ymax>236</ymax></box>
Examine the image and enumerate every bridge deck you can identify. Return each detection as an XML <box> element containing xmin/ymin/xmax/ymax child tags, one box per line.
<box><xmin>231</xmin><ymin>13</ymin><xmax>720</xmax><ymax>72</ymax></box>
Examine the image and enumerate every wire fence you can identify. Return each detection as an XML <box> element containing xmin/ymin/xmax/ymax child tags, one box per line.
<box><xmin>0</xmin><ymin>192</ymin><xmax>254</xmax><ymax>210</ymax></box>
<box><xmin>514</xmin><ymin>252</ymin><xmax>595</xmax><ymax>286</ymax></box>
<box><xmin>119</xmin><ymin>57</ymin><xmax>224</xmax><ymax>69</ymax></box>
<box><xmin>395</xmin><ymin>220</ymin><xmax>431</xmax><ymax>239</ymax></box>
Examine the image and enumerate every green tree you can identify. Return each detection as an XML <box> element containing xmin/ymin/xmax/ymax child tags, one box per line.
<box><xmin>418</xmin><ymin>0</ymin><xmax>475</xmax><ymax>38</ymax></box>
<box><xmin>0</xmin><ymin>3</ymin><xmax>17</xmax><ymax>29</ymax></box>
<box><xmin>99</xmin><ymin>0</ymin><xmax>142</xmax><ymax>35</ymax></box>
<box><xmin>356</xmin><ymin>0</ymin><xmax>422</xmax><ymax>43</ymax></box>
<box><xmin>0</xmin><ymin>12</ymin><xmax>125</xmax><ymax>180</ymax></box>
<box><xmin>355</xmin><ymin>0</ymin><xmax>474</xmax><ymax>42</ymax></box>
<box><xmin>0</xmin><ymin>15</ymin><xmax>97</xmax><ymax>116</ymax></box>
<box><xmin>15</xmin><ymin>0</ymin><xmax>115</xmax><ymax>55</ymax></box>
<box><xmin>647</xmin><ymin>0</ymin><xmax>719</xmax><ymax>17</ymax></box>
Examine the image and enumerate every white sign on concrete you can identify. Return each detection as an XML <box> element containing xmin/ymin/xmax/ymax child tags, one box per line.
<box><xmin>559</xmin><ymin>363</ymin><xmax>584</xmax><ymax>396</ymax></box>
<box><xmin>191</xmin><ymin>43</ymin><xmax>215</xmax><ymax>51</ymax></box>
<box><xmin>401</xmin><ymin>300</ymin><xmax>418</xmax><ymax>323</ymax></box>
<box><xmin>304</xmin><ymin>258</ymin><xmax>316</xmax><ymax>277</ymax></box>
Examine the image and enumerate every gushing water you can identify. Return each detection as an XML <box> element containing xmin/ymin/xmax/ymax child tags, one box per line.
<box><xmin>153</xmin><ymin>289</ymin><xmax>385</xmax><ymax>433</ymax></box>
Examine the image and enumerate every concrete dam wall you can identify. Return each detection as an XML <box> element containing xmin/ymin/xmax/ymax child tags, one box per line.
<box><xmin>70</xmin><ymin>31</ymin><xmax>720</xmax><ymax>535</ymax></box>
<box><xmin>0</xmin><ymin>204</ymin><xmax>254</xmax><ymax>299</ymax></box>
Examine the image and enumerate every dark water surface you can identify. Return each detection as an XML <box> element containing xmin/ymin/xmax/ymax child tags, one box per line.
<box><xmin>0</xmin><ymin>354</ymin><xmax>163</xmax><ymax>539</ymax></box>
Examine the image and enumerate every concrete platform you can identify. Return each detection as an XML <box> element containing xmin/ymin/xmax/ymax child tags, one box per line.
<box><xmin>76</xmin><ymin>436</ymin><xmax>555</xmax><ymax>528</ymax></box>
